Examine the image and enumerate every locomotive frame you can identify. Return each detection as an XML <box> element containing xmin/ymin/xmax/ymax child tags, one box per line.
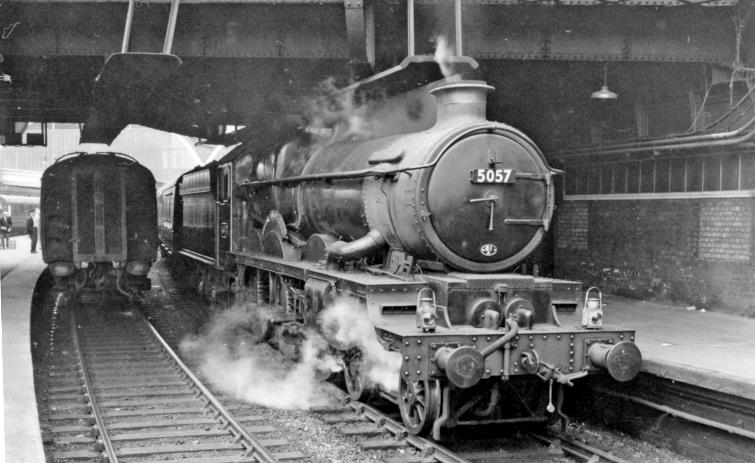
<box><xmin>158</xmin><ymin>78</ymin><xmax>642</xmax><ymax>439</ymax></box>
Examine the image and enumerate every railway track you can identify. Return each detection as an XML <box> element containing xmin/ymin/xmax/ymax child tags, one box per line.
<box><xmin>35</xmin><ymin>292</ymin><xmax>306</xmax><ymax>463</ymax></box>
<box><xmin>573</xmin><ymin>374</ymin><xmax>755</xmax><ymax>463</ymax></box>
<box><xmin>138</xmin><ymin>259</ymin><xmax>659</xmax><ymax>462</ymax></box>
<box><xmin>313</xmin><ymin>386</ymin><xmax>634</xmax><ymax>463</ymax></box>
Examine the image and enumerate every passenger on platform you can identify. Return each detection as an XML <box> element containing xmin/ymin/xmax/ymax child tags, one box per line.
<box><xmin>0</xmin><ymin>210</ymin><xmax>11</xmax><ymax>249</ymax></box>
<box><xmin>26</xmin><ymin>210</ymin><xmax>38</xmax><ymax>254</ymax></box>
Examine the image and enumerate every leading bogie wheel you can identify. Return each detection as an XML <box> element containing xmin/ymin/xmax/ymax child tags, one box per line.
<box><xmin>340</xmin><ymin>351</ymin><xmax>373</xmax><ymax>402</ymax></box>
<box><xmin>398</xmin><ymin>375</ymin><xmax>441</xmax><ymax>436</ymax></box>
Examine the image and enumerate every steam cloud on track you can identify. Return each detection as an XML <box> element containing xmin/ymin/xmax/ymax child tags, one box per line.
<box><xmin>180</xmin><ymin>298</ymin><xmax>402</xmax><ymax>410</ymax></box>
<box><xmin>319</xmin><ymin>298</ymin><xmax>403</xmax><ymax>392</ymax></box>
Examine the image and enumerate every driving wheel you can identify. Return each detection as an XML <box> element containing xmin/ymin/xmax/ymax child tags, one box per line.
<box><xmin>398</xmin><ymin>376</ymin><xmax>441</xmax><ymax>436</ymax></box>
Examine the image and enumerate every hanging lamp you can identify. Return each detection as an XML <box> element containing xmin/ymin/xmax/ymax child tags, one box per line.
<box><xmin>591</xmin><ymin>62</ymin><xmax>618</xmax><ymax>100</ymax></box>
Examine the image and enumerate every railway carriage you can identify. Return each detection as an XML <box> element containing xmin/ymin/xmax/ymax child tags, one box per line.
<box><xmin>41</xmin><ymin>152</ymin><xmax>158</xmax><ymax>298</ymax></box>
<box><xmin>158</xmin><ymin>79</ymin><xmax>642</xmax><ymax>439</ymax></box>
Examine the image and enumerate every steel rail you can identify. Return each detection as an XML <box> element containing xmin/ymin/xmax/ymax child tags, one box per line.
<box><xmin>530</xmin><ymin>431</ymin><xmax>633</xmax><ymax>463</ymax></box>
<box><xmin>327</xmin><ymin>385</ymin><xmax>472</xmax><ymax>463</ymax></box>
<box><xmin>139</xmin><ymin>316</ymin><xmax>279</xmax><ymax>463</ymax></box>
<box><xmin>69</xmin><ymin>310</ymin><xmax>120</xmax><ymax>463</ymax></box>
<box><xmin>595</xmin><ymin>386</ymin><xmax>755</xmax><ymax>441</ymax></box>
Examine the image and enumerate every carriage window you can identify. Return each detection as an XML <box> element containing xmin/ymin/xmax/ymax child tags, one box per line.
<box><xmin>218</xmin><ymin>167</ymin><xmax>230</xmax><ymax>202</ymax></box>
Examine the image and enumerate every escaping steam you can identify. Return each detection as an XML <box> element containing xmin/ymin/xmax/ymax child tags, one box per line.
<box><xmin>181</xmin><ymin>297</ymin><xmax>402</xmax><ymax>410</ymax></box>
<box><xmin>307</xmin><ymin>77</ymin><xmax>373</xmax><ymax>140</ymax></box>
<box><xmin>306</xmin><ymin>78</ymin><xmax>435</xmax><ymax>142</ymax></box>
<box><xmin>180</xmin><ymin>304</ymin><xmax>338</xmax><ymax>409</ymax></box>
<box><xmin>319</xmin><ymin>298</ymin><xmax>402</xmax><ymax>392</ymax></box>
<box><xmin>433</xmin><ymin>35</ymin><xmax>455</xmax><ymax>78</ymax></box>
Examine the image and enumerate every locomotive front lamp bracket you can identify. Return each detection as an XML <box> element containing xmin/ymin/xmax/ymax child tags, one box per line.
<box><xmin>582</xmin><ymin>287</ymin><xmax>603</xmax><ymax>329</ymax></box>
<box><xmin>416</xmin><ymin>288</ymin><xmax>438</xmax><ymax>332</ymax></box>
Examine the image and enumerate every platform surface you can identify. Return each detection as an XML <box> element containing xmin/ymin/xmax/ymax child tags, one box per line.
<box><xmin>603</xmin><ymin>294</ymin><xmax>755</xmax><ymax>400</ymax></box>
<box><xmin>2</xmin><ymin>235</ymin><xmax>46</xmax><ymax>463</ymax></box>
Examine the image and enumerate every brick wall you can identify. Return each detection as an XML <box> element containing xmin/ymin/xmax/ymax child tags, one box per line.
<box><xmin>554</xmin><ymin>197</ymin><xmax>755</xmax><ymax>316</ymax></box>
<box><xmin>555</xmin><ymin>202</ymin><xmax>588</xmax><ymax>250</ymax></box>
<box><xmin>698</xmin><ymin>200</ymin><xmax>751</xmax><ymax>262</ymax></box>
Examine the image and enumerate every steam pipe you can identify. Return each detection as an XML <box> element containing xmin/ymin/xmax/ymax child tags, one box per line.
<box><xmin>326</xmin><ymin>229</ymin><xmax>386</xmax><ymax>261</ymax></box>
<box><xmin>480</xmin><ymin>319</ymin><xmax>519</xmax><ymax>358</ymax></box>
<box><xmin>471</xmin><ymin>386</ymin><xmax>499</xmax><ymax>417</ymax></box>
<box><xmin>435</xmin><ymin>318</ymin><xmax>519</xmax><ymax>389</ymax></box>
<box><xmin>557</xmin><ymin>106</ymin><xmax>755</xmax><ymax>159</ymax></box>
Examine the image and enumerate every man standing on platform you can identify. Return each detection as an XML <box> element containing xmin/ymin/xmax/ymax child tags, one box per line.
<box><xmin>0</xmin><ymin>210</ymin><xmax>11</xmax><ymax>249</ymax></box>
<box><xmin>26</xmin><ymin>210</ymin><xmax>38</xmax><ymax>253</ymax></box>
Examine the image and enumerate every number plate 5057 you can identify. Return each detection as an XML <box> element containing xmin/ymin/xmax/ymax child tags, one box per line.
<box><xmin>470</xmin><ymin>168</ymin><xmax>516</xmax><ymax>184</ymax></box>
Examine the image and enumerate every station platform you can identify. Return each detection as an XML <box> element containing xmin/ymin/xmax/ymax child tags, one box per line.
<box><xmin>603</xmin><ymin>294</ymin><xmax>755</xmax><ymax>401</ymax></box>
<box><xmin>2</xmin><ymin>236</ymin><xmax>46</xmax><ymax>463</ymax></box>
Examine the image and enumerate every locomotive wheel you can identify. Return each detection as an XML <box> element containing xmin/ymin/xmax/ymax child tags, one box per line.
<box><xmin>340</xmin><ymin>351</ymin><xmax>373</xmax><ymax>402</ymax></box>
<box><xmin>398</xmin><ymin>376</ymin><xmax>441</xmax><ymax>436</ymax></box>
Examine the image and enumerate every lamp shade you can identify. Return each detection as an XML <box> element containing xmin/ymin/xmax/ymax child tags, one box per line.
<box><xmin>591</xmin><ymin>84</ymin><xmax>618</xmax><ymax>100</ymax></box>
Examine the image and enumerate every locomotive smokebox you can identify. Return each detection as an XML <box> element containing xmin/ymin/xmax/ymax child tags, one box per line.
<box><xmin>430</xmin><ymin>80</ymin><xmax>493</xmax><ymax>127</ymax></box>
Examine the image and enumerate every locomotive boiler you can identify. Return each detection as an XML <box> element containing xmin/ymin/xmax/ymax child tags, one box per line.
<box><xmin>248</xmin><ymin>81</ymin><xmax>553</xmax><ymax>273</ymax></box>
<box><xmin>42</xmin><ymin>152</ymin><xmax>158</xmax><ymax>298</ymax></box>
<box><xmin>159</xmin><ymin>79</ymin><xmax>642</xmax><ymax>439</ymax></box>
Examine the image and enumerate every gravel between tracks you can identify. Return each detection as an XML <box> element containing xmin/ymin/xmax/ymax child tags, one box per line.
<box><xmin>560</xmin><ymin>421</ymin><xmax>694</xmax><ymax>463</ymax></box>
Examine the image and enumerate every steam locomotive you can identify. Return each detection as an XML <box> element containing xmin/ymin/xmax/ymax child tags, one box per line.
<box><xmin>41</xmin><ymin>152</ymin><xmax>158</xmax><ymax>298</ymax></box>
<box><xmin>158</xmin><ymin>79</ymin><xmax>641</xmax><ymax>439</ymax></box>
